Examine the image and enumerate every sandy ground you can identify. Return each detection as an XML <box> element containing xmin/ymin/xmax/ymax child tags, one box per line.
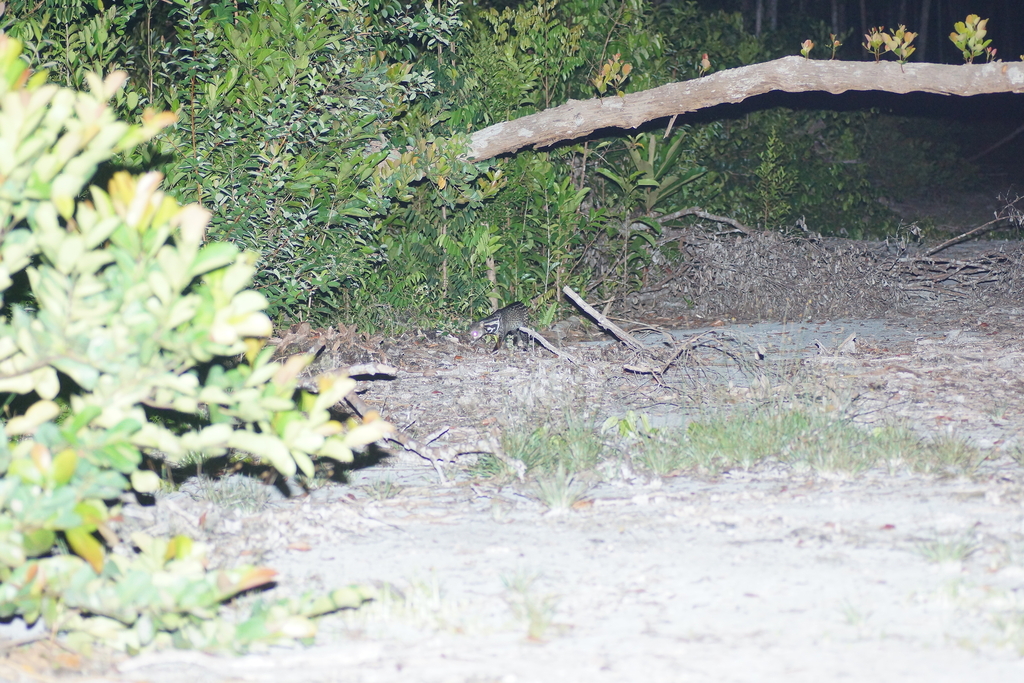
<box><xmin>4</xmin><ymin>299</ymin><xmax>1023</xmax><ymax>683</ymax></box>
<box><xmin>58</xmin><ymin>457</ymin><xmax>1024</xmax><ymax>683</ymax></box>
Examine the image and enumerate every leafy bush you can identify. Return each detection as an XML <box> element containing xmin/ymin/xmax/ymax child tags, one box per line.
<box><xmin>5</xmin><ymin>0</ymin><xmax>486</xmax><ymax>329</ymax></box>
<box><xmin>0</xmin><ymin>35</ymin><xmax>387</xmax><ymax>651</ymax></box>
<box><xmin>0</xmin><ymin>0</ymin><xmax>959</xmax><ymax>332</ymax></box>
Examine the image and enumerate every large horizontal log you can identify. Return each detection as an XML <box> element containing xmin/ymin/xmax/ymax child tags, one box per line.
<box><xmin>467</xmin><ymin>56</ymin><xmax>1024</xmax><ymax>161</ymax></box>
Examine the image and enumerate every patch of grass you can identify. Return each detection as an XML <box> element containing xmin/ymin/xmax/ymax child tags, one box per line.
<box><xmin>675</xmin><ymin>408</ymin><xmax>888</xmax><ymax>473</ymax></box>
<box><xmin>489</xmin><ymin>404</ymin><xmax>983</xmax><ymax>483</ymax></box>
<box><xmin>498</xmin><ymin>412</ymin><xmax>607</xmax><ymax>476</ymax></box>
<box><xmin>914</xmin><ymin>435</ymin><xmax>984</xmax><ymax>474</ymax></box>
<box><xmin>982</xmin><ymin>400</ymin><xmax>1012</xmax><ymax>420</ymax></box>
<box><xmin>499</xmin><ymin>423</ymin><xmax>549</xmax><ymax>472</ymax></box>
<box><xmin>603</xmin><ymin>411</ymin><xmax>687</xmax><ymax>477</ymax></box>
<box><xmin>635</xmin><ymin>408</ymin><xmax>983</xmax><ymax>476</ymax></box>
<box><xmin>839</xmin><ymin>599</ymin><xmax>871</xmax><ymax>628</ymax></box>
<box><xmin>468</xmin><ymin>453</ymin><xmax>520</xmax><ymax>482</ymax></box>
<box><xmin>342</xmin><ymin>578</ymin><xmax>472</xmax><ymax>635</ymax></box>
<box><xmin>534</xmin><ymin>465</ymin><xmax>590</xmax><ymax>511</ymax></box>
<box><xmin>879</xmin><ymin>430</ymin><xmax>984</xmax><ymax>476</ymax></box>
<box><xmin>916</xmin><ymin>536</ymin><xmax>979</xmax><ymax>564</ymax></box>
<box><xmin>178</xmin><ymin>450</ymin><xmax>211</xmax><ymax>477</ymax></box>
<box><xmin>501</xmin><ymin>570</ymin><xmax>557</xmax><ymax>640</ymax></box>
<box><xmin>365</xmin><ymin>478</ymin><xmax>402</xmax><ymax>501</ymax></box>
<box><xmin>634</xmin><ymin>436</ymin><xmax>686</xmax><ymax>476</ymax></box>
<box><xmin>556</xmin><ymin>415</ymin><xmax>606</xmax><ymax>472</ymax></box>
<box><xmin>193</xmin><ymin>474</ymin><xmax>272</xmax><ymax>514</ymax></box>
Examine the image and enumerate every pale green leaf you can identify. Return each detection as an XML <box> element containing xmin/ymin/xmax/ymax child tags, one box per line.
<box><xmin>318</xmin><ymin>439</ymin><xmax>353</xmax><ymax>463</ymax></box>
<box><xmin>291</xmin><ymin>449</ymin><xmax>315</xmax><ymax>479</ymax></box>
<box><xmin>341</xmin><ymin>420</ymin><xmax>393</xmax><ymax>449</ymax></box>
<box><xmin>30</xmin><ymin>366</ymin><xmax>59</xmax><ymax>399</ymax></box>
<box><xmin>227</xmin><ymin>430</ymin><xmax>295</xmax><ymax>477</ymax></box>
<box><xmin>312</xmin><ymin>375</ymin><xmax>357</xmax><ymax>412</ymax></box>
<box><xmin>130</xmin><ymin>470</ymin><xmax>161</xmax><ymax>494</ymax></box>
<box><xmin>189</xmin><ymin>242</ymin><xmax>238</xmax><ymax>278</ymax></box>
<box><xmin>51</xmin><ymin>357</ymin><xmax>99</xmax><ymax>390</ymax></box>
<box><xmin>5</xmin><ymin>399</ymin><xmax>60</xmax><ymax>435</ymax></box>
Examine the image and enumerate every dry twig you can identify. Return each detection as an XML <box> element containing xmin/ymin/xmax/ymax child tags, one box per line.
<box><xmin>562</xmin><ymin>286</ymin><xmax>646</xmax><ymax>353</ymax></box>
<box><xmin>518</xmin><ymin>326</ymin><xmax>579</xmax><ymax>364</ymax></box>
<box><xmin>345</xmin><ymin>392</ymin><xmax>520</xmax><ymax>484</ymax></box>
<box><xmin>657</xmin><ymin>207</ymin><xmax>754</xmax><ymax>235</ymax></box>
<box><xmin>924</xmin><ymin>217</ymin><xmax>1007</xmax><ymax>257</ymax></box>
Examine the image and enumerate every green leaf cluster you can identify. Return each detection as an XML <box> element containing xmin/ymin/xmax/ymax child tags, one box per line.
<box><xmin>949</xmin><ymin>14</ymin><xmax>991</xmax><ymax>64</ymax></box>
<box><xmin>0</xmin><ymin>35</ymin><xmax>383</xmax><ymax>651</ymax></box>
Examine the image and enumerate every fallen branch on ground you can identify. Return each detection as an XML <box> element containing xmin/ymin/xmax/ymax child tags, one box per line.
<box><xmin>924</xmin><ymin>216</ymin><xmax>1008</xmax><ymax>257</ymax></box>
<box><xmin>562</xmin><ymin>285</ymin><xmax>646</xmax><ymax>353</ymax></box>
<box><xmin>345</xmin><ymin>392</ymin><xmax>524</xmax><ymax>484</ymax></box>
<box><xmin>519</xmin><ymin>326</ymin><xmax>580</xmax><ymax>364</ymax></box>
<box><xmin>656</xmin><ymin>207</ymin><xmax>754</xmax><ymax>235</ymax></box>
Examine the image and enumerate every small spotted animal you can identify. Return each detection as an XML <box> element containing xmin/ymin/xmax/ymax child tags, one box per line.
<box><xmin>468</xmin><ymin>302</ymin><xmax>529</xmax><ymax>351</ymax></box>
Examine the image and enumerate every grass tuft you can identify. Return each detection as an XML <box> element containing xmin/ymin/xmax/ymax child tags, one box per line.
<box><xmin>916</xmin><ymin>536</ymin><xmax>979</xmax><ymax>564</ymax></box>
<box><xmin>501</xmin><ymin>570</ymin><xmax>557</xmax><ymax>640</ymax></box>
<box><xmin>534</xmin><ymin>465</ymin><xmax>590</xmax><ymax>510</ymax></box>
<box><xmin>365</xmin><ymin>477</ymin><xmax>403</xmax><ymax>501</ymax></box>
<box><xmin>193</xmin><ymin>474</ymin><xmax>271</xmax><ymax>513</ymax></box>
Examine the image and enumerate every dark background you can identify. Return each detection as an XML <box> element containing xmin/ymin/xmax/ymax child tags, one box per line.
<box><xmin>682</xmin><ymin>0</ymin><xmax>1024</xmax><ymax>176</ymax></box>
<box><xmin>691</xmin><ymin>0</ymin><xmax>1022</xmax><ymax>64</ymax></box>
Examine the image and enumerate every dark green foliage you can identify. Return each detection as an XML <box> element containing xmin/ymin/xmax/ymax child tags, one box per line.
<box><xmin>0</xmin><ymin>0</ymin><xmax>967</xmax><ymax>331</ymax></box>
<box><xmin>154</xmin><ymin>0</ymin><xmax>448</xmax><ymax>326</ymax></box>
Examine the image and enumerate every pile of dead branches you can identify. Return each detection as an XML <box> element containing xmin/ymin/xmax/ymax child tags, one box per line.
<box><xmin>623</xmin><ymin>227</ymin><xmax>1022</xmax><ymax>320</ymax></box>
<box><xmin>625</xmin><ymin>230</ymin><xmax>906</xmax><ymax>320</ymax></box>
<box><xmin>893</xmin><ymin>247</ymin><xmax>1024</xmax><ymax>301</ymax></box>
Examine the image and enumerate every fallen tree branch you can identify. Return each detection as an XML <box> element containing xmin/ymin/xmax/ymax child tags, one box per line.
<box><xmin>468</xmin><ymin>57</ymin><xmax>1024</xmax><ymax>161</ymax></box>
<box><xmin>346</xmin><ymin>362</ymin><xmax>398</xmax><ymax>378</ymax></box>
<box><xmin>656</xmin><ymin>207</ymin><xmax>755</xmax><ymax>235</ymax></box>
<box><xmin>562</xmin><ymin>285</ymin><xmax>645</xmax><ymax>353</ymax></box>
<box><xmin>345</xmin><ymin>392</ymin><xmax>522</xmax><ymax>484</ymax></box>
<box><xmin>518</xmin><ymin>326</ymin><xmax>579</xmax><ymax>364</ymax></box>
<box><xmin>924</xmin><ymin>216</ymin><xmax>1007</xmax><ymax>257</ymax></box>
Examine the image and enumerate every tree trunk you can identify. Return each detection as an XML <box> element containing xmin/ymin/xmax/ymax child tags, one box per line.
<box><xmin>467</xmin><ymin>57</ymin><xmax>1024</xmax><ymax>161</ymax></box>
<box><xmin>859</xmin><ymin>0</ymin><xmax>867</xmax><ymax>45</ymax></box>
<box><xmin>918</xmin><ymin>0</ymin><xmax>932</xmax><ymax>61</ymax></box>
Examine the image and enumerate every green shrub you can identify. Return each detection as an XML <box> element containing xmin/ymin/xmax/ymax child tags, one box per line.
<box><xmin>5</xmin><ymin>0</ymin><xmax>484</xmax><ymax>329</ymax></box>
<box><xmin>0</xmin><ymin>0</ymin><xmax>959</xmax><ymax>331</ymax></box>
<box><xmin>0</xmin><ymin>35</ymin><xmax>386</xmax><ymax>652</ymax></box>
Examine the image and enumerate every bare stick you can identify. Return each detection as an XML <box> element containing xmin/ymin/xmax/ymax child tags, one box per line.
<box><xmin>623</xmin><ymin>364</ymin><xmax>658</xmax><ymax>374</ymax></box>
<box><xmin>518</xmin><ymin>326</ymin><xmax>579</xmax><ymax>364</ymax></box>
<box><xmin>346</xmin><ymin>392</ymin><xmax>517</xmax><ymax>484</ymax></box>
<box><xmin>663</xmin><ymin>113</ymin><xmax>678</xmax><ymax>139</ymax></box>
<box><xmin>967</xmin><ymin>120</ymin><xmax>1024</xmax><ymax>163</ymax></box>
<box><xmin>0</xmin><ymin>634</ymin><xmax>47</xmax><ymax>652</ymax></box>
<box><xmin>562</xmin><ymin>286</ymin><xmax>646</xmax><ymax>353</ymax></box>
<box><xmin>923</xmin><ymin>216</ymin><xmax>1007</xmax><ymax>257</ymax></box>
<box><xmin>656</xmin><ymin>207</ymin><xmax>755</xmax><ymax>234</ymax></box>
<box><xmin>346</xmin><ymin>362</ymin><xmax>398</xmax><ymax>378</ymax></box>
